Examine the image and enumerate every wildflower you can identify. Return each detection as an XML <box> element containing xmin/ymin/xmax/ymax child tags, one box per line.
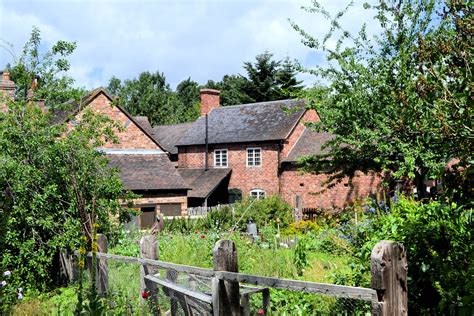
<box><xmin>91</xmin><ymin>241</ymin><xmax>98</xmax><ymax>253</ymax></box>
<box><xmin>200</xmin><ymin>235</ymin><xmax>206</xmax><ymax>239</ymax></box>
<box><xmin>1</xmin><ymin>281</ymin><xmax>6</xmax><ymax>287</ymax></box>
<box><xmin>79</xmin><ymin>246</ymin><xmax>86</xmax><ymax>255</ymax></box>
<box><xmin>391</xmin><ymin>195</ymin><xmax>399</xmax><ymax>203</ymax></box>
<box><xmin>141</xmin><ymin>291</ymin><xmax>150</xmax><ymax>299</ymax></box>
<box><xmin>17</xmin><ymin>293</ymin><xmax>23</xmax><ymax>300</ymax></box>
<box><xmin>194</xmin><ymin>230</ymin><xmax>199</xmax><ymax>234</ymax></box>
<box><xmin>3</xmin><ymin>271</ymin><xmax>11</xmax><ymax>277</ymax></box>
<box><xmin>258</xmin><ymin>309</ymin><xmax>264</xmax><ymax>314</ymax></box>
<box><xmin>79</xmin><ymin>259</ymin><xmax>85</xmax><ymax>269</ymax></box>
<box><xmin>369</xmin><ymin>207</ymin><xmax>375</xmax><ymax>213</ymax></box>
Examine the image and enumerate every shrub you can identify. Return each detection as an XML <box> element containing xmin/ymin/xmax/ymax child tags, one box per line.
<box><xmin>339</xmin><ymin>197</ymin><xmax>473</xmax><ymax>315</ymax></box>
<box><xmin>283</xmin><ymin>220</ymin><xmax>321</xmax><ymax>236</ymax></box>
<box><xmin>293</xmin><ymin>238</ymin><xmax>310</xmax><ymax>276</ymax></box>
<box><xmin>233</xmin><ymin>196</ymin><xmax>293</xmax><ymax>230</ymax></box>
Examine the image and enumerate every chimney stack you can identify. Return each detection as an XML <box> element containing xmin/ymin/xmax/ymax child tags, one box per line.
<box><xmin>0</xmin><ymin>71</ymin><xmax>15</xmax><ymax>98</ymax></box>
<box><xmin>200</xmin><ymin>89</ymin><xmax>220</xmax><ymax>116</ymax></box>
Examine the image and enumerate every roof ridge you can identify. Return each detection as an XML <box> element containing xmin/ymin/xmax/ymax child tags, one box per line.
<box><xmin>216</xmin><ymin>98</ymin><xmax>303</xmax><ymax>110</ymax></box>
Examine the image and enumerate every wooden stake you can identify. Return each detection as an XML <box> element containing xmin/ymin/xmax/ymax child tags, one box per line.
<box><xmin>96</xmin><ymin>234</ymin><xmax>108</xmax><ymax>296</ymax></box>
<box><xmin>212</xmin><ymin>240</ymin><xmax>241</xmax><ymax>316</ymax></box>
<box><xmin>140</xmin><ymin>235</ymin><xmax>159</xmax><ymax>306</ymax></box>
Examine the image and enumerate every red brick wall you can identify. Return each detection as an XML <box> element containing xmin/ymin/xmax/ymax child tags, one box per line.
<box><xmin>280</xmin><ymin>164</ymin><xmax>382</xmax><ymax>209</ymax></box>
<box><xmin>200</xmin><ymin>89</ymin><xmax>220</xmax><ymax>117</ymax></box>
<box><xmin>282</xmin><ymin>109</ymin><xmax>319</xmax><ymax>158</ymax></box>
<box><xmin>178</xmin><ymin>146</ymin><xmax>206</xmax><ymax>168</ymax></box>
<box><xmin>73</xmin><ymin>93</ymin><xmax>160</xmax><ymax>150</ymax></box>
<box><xmin>178</xmin><ymin>142</ymin><xmax>281</xmax><ymax>196</ymax></box>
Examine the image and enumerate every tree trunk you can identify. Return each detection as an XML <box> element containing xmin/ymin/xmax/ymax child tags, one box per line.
<box><xmin>415</xmin><ymin>169</ymin><xmax>427</xmax><ymax>200</ymax></box>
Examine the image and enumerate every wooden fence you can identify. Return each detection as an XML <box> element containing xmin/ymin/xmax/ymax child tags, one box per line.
<box><xmin>75</xmin><ymin>235</ymin><xmax>407</xmax><ymax>316</ymax></box>
<box><xmin>186</xmin><ymin>204</ymin><xmax>232</xmax><ymax>217</ymax></box>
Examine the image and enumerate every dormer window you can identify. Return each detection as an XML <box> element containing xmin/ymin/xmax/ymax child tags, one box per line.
<box><xmin>247</xmin><ymin>148</ymin><xmax>261</xmax><ymax>167</ymax></box>
<box><xmin>214</xmin><ymin>149</ymin><xmax>228</xmax><ymax>167</ymax></box>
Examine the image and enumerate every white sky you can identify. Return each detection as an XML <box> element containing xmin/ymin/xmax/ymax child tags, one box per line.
<box><xmin>0</xmin><ymin>0</ymin><xmax>380</xmax><ymax>90</ymax></box>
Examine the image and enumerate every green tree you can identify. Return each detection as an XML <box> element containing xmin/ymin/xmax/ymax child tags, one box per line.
<box><xmin>276</xmin><ymin>57</ymin><xmax>304</xmax><ymax>99</ymax></box>
<box><xmin>176</xmin><ymin>77</ymin><xmax>199</xmax><ymax>108</ymax></box>
<box><xmin>107</xmin><ymin>76</ymin><xmax>122</xmax><ymax>96</ymax></box>
<box><xmin>291</xmin><ymin>1</ymin><xmax>473</xmax><ymax>200</ymax></box>
<box><xmin>243</xmin><ymin>51</ymin><xmax>281</xmax><ymax>102</ymax></box>
<box><xmin>0</xmin><ymin>28</ymin><xmax>134</xmax><ymax>312</ymax></box>
<box><xmin>107</xmin><ymin>72</ymin><xmax>199</xmax><ymax>125</ymax></box>
<box><xmin>205</xmin><ymin>74</ymin><xmax>254</xmax><ymax>106</ymax></box>
<box><xmin>0</xmin><ymin>98</ymin><xmax>133</xmax><ymax>312</ymax></box>
<box><xmin>5</xmin><ymin>26</ymin><xmax>84</xmax><ymax>107</ymax></box>
<box><xmin>175</xmin><ymin>77</ymin><xmax>201</xmax><ymax>121</ymax></box>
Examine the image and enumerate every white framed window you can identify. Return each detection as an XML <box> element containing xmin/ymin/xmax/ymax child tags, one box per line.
<box><xmin>247</xmin><ymin>148</ymin><xmax>262</xmax><ymax>167</ymax></box>
<box><xmin>214</xmin><ymin>149</ymin><xmax>228</xmax><ymax>167</ymax></box>
<box><xmin>250</xmin><ymin>189</ymin><xmax>266</xmax><ymax>200</ymax></box>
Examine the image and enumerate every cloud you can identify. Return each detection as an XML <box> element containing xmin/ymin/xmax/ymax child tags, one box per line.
<box><xmin>0</xmin><ymin>0</ymin><xmax>381</xmax><ymax>90</ymax></box>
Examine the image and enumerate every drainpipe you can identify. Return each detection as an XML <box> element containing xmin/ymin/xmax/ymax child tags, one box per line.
<box><xmin>278</xmin><ymin>141</ymin><xmax>283</xmax><ymax>195</ymax></box>
<box><xmin>205</xmin><ymin>114</ymin><xmax>209</xmax><ymax>171</ymax></box>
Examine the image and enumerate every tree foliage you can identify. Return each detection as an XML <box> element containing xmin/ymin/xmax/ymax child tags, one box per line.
<box><xmin>206</xmin><ymin>52</ymin><xmax>304</xmax><ymax>106</ymax></box>
<box><xmin>205</xmin><ymin>75</ymin><xmax>255</xmax><ymax>106</ymax></box>
<box><xmin>107</xmin><ymin>72</ymin><xmax>200</xmax><ymax>125</ymax></box>
<box><xmin>243</xmin><ymin>51</ymin><xmax>281</xmax><ymax>102</ymax></box>
<box><xmin>0</xmin><ymin>28</ymin><xmax>134</xmax><ymax>311</ymax></box>
<box><xmin>342</xmin><ymin>197</ymin><xmax>474</xmax><ymax>314</ymax></box>
<box><xmin>0</xmin><ymin>99</ymin><xmax>133</xmax><ymax>310</ymax></box>
<box><xmin>108</xmin><ymin>52</ymin><xmax>304</xmax><ymax>123</ymax></box>
<box><xmin>292</xmin><ymin>0</ymin><xmax>473</xmax><ymax>200</ymax></box>
<box><xmin>276</xmin><ymin>57</ymin><xmax>304</xmax><ymax>99</ymax></box>
<box><xmin>5</xmin><ymin>26</ymin><xmax>85</xmax><ymax>107</ymax></box>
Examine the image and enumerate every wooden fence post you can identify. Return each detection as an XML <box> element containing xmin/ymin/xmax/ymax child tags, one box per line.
<box><xmin>140</xmin><ymin>235</ymin><xmax>159</xmax><ymax>305</ymax></box>
<box><xmin>212</xmin><ymin>240</ymin><xmax>241</xmax><ymax>316</ymax></box>
<box><xmin>371</xmin><ymin>240</ymin><xmax>408</xmax><ymax>316</ymax></box>
<box><xmin>96</xmin><ymin>234</ymin><xmax>108</xmax><ymax>296</ymax></box>
<box><xmin>59</xmin><ymin>250</ymin><xmax>78</xmax><ymax>284</ymax></box>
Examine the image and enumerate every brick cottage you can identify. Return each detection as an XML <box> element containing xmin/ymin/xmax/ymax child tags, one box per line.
<box><xmin>1</xmin><ymin>70</ymin><xmax>382</xmax><ymax>220</ymax></box>
<box><xmin>153</xmin><ymin>89</ymin><xmax>382</xmax><ymax>210</ymax></box>
<box><xmin>51</xmin><ymin>88</ymin><xmax>192</xmax><ymax>227</ymax></box>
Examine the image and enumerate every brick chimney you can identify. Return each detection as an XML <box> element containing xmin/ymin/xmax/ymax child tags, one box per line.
<box><xmin>0</xmin><ymin>71</ymin><xmax>16</xmax><ymax>98</ymax></box>
<box><xmin>200</xmin><ymin>89</ymin><xmax>220</xmax><ymax>116</ymax></box>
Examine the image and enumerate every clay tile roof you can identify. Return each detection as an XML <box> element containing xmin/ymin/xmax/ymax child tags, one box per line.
<box><xmin>107</xmin><ymin>154</ymin><xmax>189</xmax><ymax>191</ymax></box>
<box><xmin>152</xmin><ymin>122</ymin><xmax>194</xmax><ymax>154</ymax></box>
<box><xmin>176</xmin><ymin>99</ymin><xmax>306</xmax><ymax>146</ymax></box>
<box><xmin>178</xmin><ymin>168</ymin><xmax>231</xmax><ymax>198</ymax></box>
<box><xmin>284</xmin><ymin>128</ymin><xmax>335</xmax><ymax>162</ymax></box>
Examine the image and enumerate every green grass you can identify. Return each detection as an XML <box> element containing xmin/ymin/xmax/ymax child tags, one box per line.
<box><xmin>14</xmin><ymin>230</ymin><xmax>356</xmax><ymax>315</ymax></box>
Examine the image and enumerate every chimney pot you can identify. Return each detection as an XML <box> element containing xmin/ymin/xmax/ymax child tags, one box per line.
<box><xmin>200</xmin><ymin>89</ymin><xmax>220</xmax><ymax>116</ymax></box>
<box><xmin>0</xmin><ymin>70</ymin><xmax>16</xmax><ymax>99</ymax></box>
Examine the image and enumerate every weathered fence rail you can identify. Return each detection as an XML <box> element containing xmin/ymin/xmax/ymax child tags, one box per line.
<box><xmin>75</xmin><ymin>235</ymin><xmax>407</xmax><ymax>315</ymax></box>
<box><xmin>186</xmin><ymin>204</ymin><xmax>232</xmax><ymax>217</ymax></box>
